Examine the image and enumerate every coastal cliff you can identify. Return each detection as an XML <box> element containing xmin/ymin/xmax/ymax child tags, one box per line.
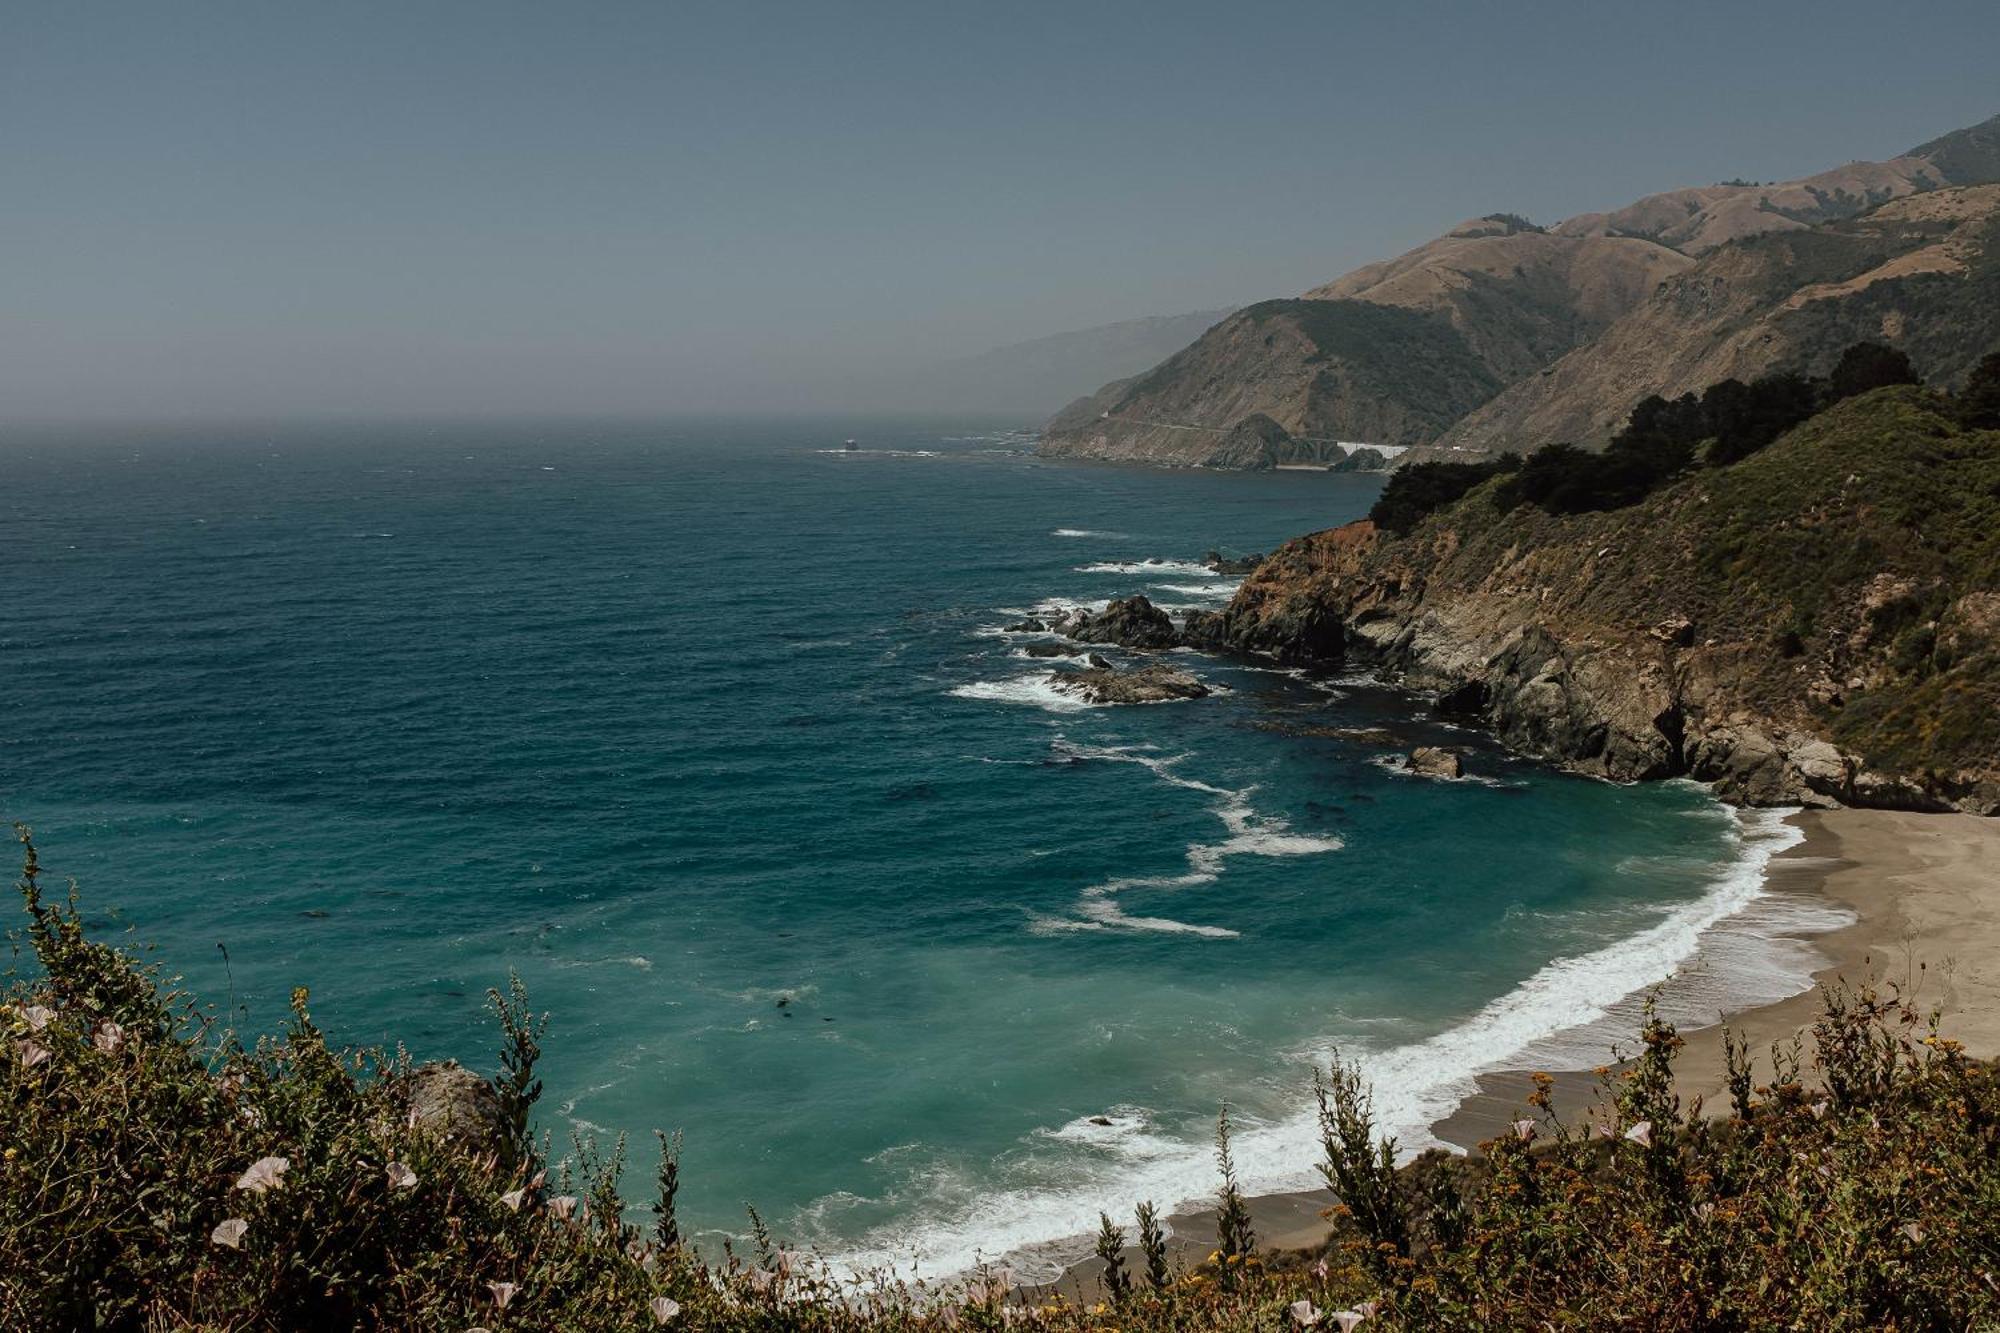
<box><xmin>1218</xmin><ymin>388</ymin><xmax>2000</xmax><ymax>813</ymax></box>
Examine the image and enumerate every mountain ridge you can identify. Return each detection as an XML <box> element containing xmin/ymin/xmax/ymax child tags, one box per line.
<box><xmin>1039</xmin><ymin>111</ymin><xmax>2000</xmax><ymax>470</ymax></box>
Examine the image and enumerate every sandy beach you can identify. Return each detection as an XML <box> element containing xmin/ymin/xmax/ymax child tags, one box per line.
<box><xmin>1046</xmin><ymin>806</ymin><xmax>2000</xmax><ymax>1297</ymax></box>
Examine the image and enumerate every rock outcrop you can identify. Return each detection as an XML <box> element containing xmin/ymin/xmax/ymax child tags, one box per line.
<box><xmin>1407</xmin><ymin>747</ymin><xmax>1464</xmax><ymax>780</ymax></box>
<box><xmin>1217</xmin><ymin>389</ymin><xmax>2000</xmax><ymax>813</ymax></box>
<box><xmin>1050</xmin><ymin>662</ymin><xmax>1211</xmax><ymax>705</ymax></box>
<box><xmin>404</xmin><ymin>1062</ymin><xmax>507</xmax><ymax>1160</ymax></box>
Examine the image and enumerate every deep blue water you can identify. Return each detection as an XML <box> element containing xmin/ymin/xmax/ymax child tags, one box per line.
<box><xmin>0</xmin><ymin>419</ymin><xmax>1809</xmax><ymax>1277</ymax></box>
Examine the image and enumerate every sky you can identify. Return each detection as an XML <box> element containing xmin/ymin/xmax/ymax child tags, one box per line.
<box><xmin>4</xmin><ymin>0</ymin><xmax>1998</xmax><ymax>422</ymax></box>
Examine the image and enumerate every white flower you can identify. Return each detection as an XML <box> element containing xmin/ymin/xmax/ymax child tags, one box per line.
<box><xmin>1623</xmin><ymin>1120</ymin><xmax>1653</xmax><ymax>1147</ymax></box>
<box><xmin>547</xmin><ymin>1194</ymin><xmax>579</xmax><ymax>1221</ymax></box>
<box><xmin>92</xmin><ymin>1021</ymin><xmax>125</xmax><ymax>1054</ymax></box>
<box><xmin>234</xmin><ymin>1156</ymin><xmax>289</xmax><ymax>1193</ymax></box>
<box><xmin>748</xmin><ymin>1267</ymin><xmax>777</xmax><ymax>1294</ymax></box>
<box><xmin>1511</xmin><ymin>1118</ymin><xmax>1537</xmax><ymax>1143</ymax></box>
<box><xmin>1356</xmin><ymin>1299</ymin><xmax>1379</xmax><ymax>1317</ymax></box>
<box><xmin>500</xmin><ymin>1188</ymin><xmax>528</xmax><ymax>1212</ymax></box>
<box><xmin>385</xmin><ymin>1161</ymin><xmax>417</xmax><ymax>1189</ymax></box>
<box><xmin>1809</xmin><ymin>1100</ymin><xmax>1829</xmax><ymax>1119</ymax></box>
<box><xmin>648</xmin><ymin>1295</ymin><xmax>680</xmax><ymax>1324</ymax></box>
<box><xmin>210</xmin><ymin>1217</ymin><xmax>249</xmax><ymax>1248</ymax></box>
<box><xmin>1591</xmin><ymin>1121</ymin><xmax>1614</xmax><ymax>1139</ymax></box>
<box><xmin>487</xmin><ymin>1281</ymin><xmax>519</xmax><ymax>1310</ymax></box>
<box><xmin>15</xmin><ymin>1039</ymin><xmax>50</xmax><ymax>1069</ymax></box>
<box><xmin>1288</xmin><ymin>1298</ymin><xmax>1321</xmax><ymax>1327</ymax></box>
<box><xmin>22</xmin><ymin>1004</ymin><xmax>55</xmax><ymax>1032</ymax></box>
<box><xmin>1331</xmin><ymin>1311</ymin><xmax>1368</xmax><ymax>1333</ymax></box>
<box><xmin>1902</xmin><ymin>1221</ymin><xmax>1926</xmax><ymax>1244</ymax></box>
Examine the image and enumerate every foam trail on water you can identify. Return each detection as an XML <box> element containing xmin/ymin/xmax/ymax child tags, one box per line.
<box><xmin>1048</xmin><ymin>740</ymin><xmax>1341</xmax><ymax>938</ymax></box>
<box><xmin>1052</xmin><ymin>528</ymin><xmax>1128</xmax><ymax>539</ymax></box>
<box><xmin>822</xmin><ymin>807</ymin><xmax>1822</xmax><ymax>1285</ymax></box>
<box><xmin>1074</xmin><ymin>559</ymin><xmax>1217</xmax><ymax>577</ymax></box>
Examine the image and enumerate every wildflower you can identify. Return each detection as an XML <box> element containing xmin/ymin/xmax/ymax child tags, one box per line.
<box><xmin>500</xmin><ymin>1187</ymin><xmax>528</xmax><ymax>1212</ymax></box>
<box><xmin>210</xmin><ymin>1218</ymin><xmax>249</xmax><ymax>1248</ymax></box>
<box><xmin>1591</xmin><ymin>1121</ymin><xmax>1613</xmax><ymax>1139</ymax></box>
<box><xmin>1331</xmin><ymin>1309</ymin><xmax>1368</xmax><ymax>1331</ymax></box>
<box><xmin>1808</xmin><ymin>1100</ymin><xmax>1829</xmax><ymax>1119</ymax></box>
<box><xmin>92</xmin><ymin>1021</ymin><xmax>124</xmax><ymax>1054</ymax></box>
<box><xmin>1902</xmin><ymin>1221</ymin><xmax>1926</xmax><ymax>1244</ymax></box>
<box><xmin>487</xmin><ymin>1281</ymin><xmax>519</xmax><ymax>1310</ymax></box>
<box><xmin>1694</xmin><ymin>1202</ymin><xmax>1715</xmax><ymax>1222</ymax></box>
<box><xmin>648</xmin><ymin>1295</ymin><xmax>680</xmax><ymax>1324</ymax></box>
<box><xmin>1512</xmin><ymin>1118</ymin><xmax>1537</xmax><ymax>1143</ymax></box>
<box><xmin>22</xmin><ymin>1004</ymin><xmax>55</xmax><ymax>1032</ymax></box>
<box><xmin>1289</xmin><ymin>1298</ymin><xmax>1321</xmax><ymax>1326</ymax></box>
<box><xmin>15</xmin><ymin>1039</ymin><xmax>50</xmax><ymax>1069</ymax></box>
<box><xmin>749</xmin><ymin>1267</ymin><xmax>777</xmax><ymax>1294</ymax></box>
<box><xmin>385</xmin><ymin>1161</ymin><xmax>417</xmax><ymax>1189</ymax></box>
<box><xmin>234</xmin><ymin>1156</ymin><xmax>289</xmax><ymax>1193</ymax></box>
<box><xmin>1623</xmin><ymin>1121</ymin><xmax>1652</xmax><ymax>1147</ymax></box>
<box><xmin>1312</xmin><ymin>1259</ymin><xmax>1330</xmax><ymax>1280</ymax></box>
<box><xmin>547</xmin><ymin>1194</ymin><xmax>579</xmax><ymax>1221</ymax></box>
<box><xmin>1357</xmin><ymin>1299</ymin><xmax>1379</xmax><ymax>1317</ymax></box>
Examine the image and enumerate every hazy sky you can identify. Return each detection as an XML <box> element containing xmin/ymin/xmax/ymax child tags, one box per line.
<box><xmin>5</xmin><ymin>1</ymin><xmax>1997</xmax><ymax>421</ymax></box>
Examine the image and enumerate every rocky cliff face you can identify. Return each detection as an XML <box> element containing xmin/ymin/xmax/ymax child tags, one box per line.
<box><xmin>1219</xmin><ymin>390</ymin><xmax>2000</xmax><ymax>813</ymax></box>
<box><xmin>1042</xmin><ymin>112</ymin><xmax>2000</xmax><ymax>471</ymax></box>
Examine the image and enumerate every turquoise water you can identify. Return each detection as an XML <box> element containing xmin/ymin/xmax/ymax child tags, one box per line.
<box><xmin>1</xmin><ymin>420</ymin><xmax>1809</xmax><ymax>1277</ymax></box>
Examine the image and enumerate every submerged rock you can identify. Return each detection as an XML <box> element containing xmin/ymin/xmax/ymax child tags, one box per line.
<box><xmin>1051</xmin><ymin>662</ymin><xmax>1211</xmax><ymax>705</ymax></box>
<box><xmin>1022</xmin><ymin>642</ymin><xmax>1086</xmax><ymax>658</ymax></box>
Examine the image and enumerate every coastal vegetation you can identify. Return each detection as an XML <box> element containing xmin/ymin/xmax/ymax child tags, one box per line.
<box><xmin>1369</xmin><ymin>340</ymin><xmax>1940</xmax><ymax>532</ymax></box>
<box><xmin>7</xmin><ymin>827</ymin><xmax>1995</xmax><ymax>1330</ymax></box>
<box><xmin>1230</xmin><ymin>380</ymin><xmax>2000</xmax><ymax>811</ymax></box>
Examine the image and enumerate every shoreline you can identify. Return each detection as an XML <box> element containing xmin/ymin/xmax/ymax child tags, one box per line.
<box><xmin>1041</xmin><ymin>805</ymin><xmax>2000</xmax><ymax>1299</ymax></box>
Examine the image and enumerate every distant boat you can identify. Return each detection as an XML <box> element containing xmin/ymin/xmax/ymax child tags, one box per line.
<box><xmin>843</xmin><ymin>438</ymin><xmax>858</xmax><ymax>451</ymax></box>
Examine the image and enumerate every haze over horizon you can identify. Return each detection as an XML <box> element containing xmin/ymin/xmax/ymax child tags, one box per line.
<box><xmin>6</xmin><ymin>0</ymin><xmax>1998</xmax><ymax>424</ymax></box>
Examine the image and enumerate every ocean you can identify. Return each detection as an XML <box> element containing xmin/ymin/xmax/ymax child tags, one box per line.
<box><xmin>0</xmin><ymin>419</ymin><xmax>1840</xmax><ymax>1279</ymax></box>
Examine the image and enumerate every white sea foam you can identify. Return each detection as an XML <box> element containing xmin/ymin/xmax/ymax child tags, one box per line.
<box><xmin>821</xmin><ymin>806</ymin><xmax>1827</xmax><ymax>1285</ymax></box>
<box><xmin>814</xmin><ymin>448</ymin><xmax>943</xmax><ymax>457</ymax></box>
<box><xmin>1074</xmin><ymin>559</ymin><xmax>1217</xmax><ymax>577</ymax></box>
<box><xmin>1052</xmin><ymin>528</ymin><xmax>1128</xmax><ymax>539</ymax></box>
<box><xmin>947</xmin><ymin>676</ymin><xmax>1098</xmax><ymax>713</ymax></box>
<box><xmin>1151</xmin><ymin>581</ymin><xmax>1238</xmax><ymax>598</ymax></box>
<box><xmin>1043</xmin><ymin>741</ymin><xmax>1342</xmax><ymax>939</ymax></box>
<box><xmin>1368</xmin><ymin>753</ymin><xmax>1520</xmax><ymax>788</ymax></box>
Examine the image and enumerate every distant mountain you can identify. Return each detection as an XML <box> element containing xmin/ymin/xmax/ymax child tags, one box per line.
<box><xmin>1435</xmin><ymin>182</ymin><xmax>2000</xmax><ymax>456</ymax></box>
<box><xmin>883</xmin><ymin>309</ymin><xmax>1234</xmax><ymax>417</ymax></box>
<box><xmin>1041</xmin><ymin>112</ymin><xmax>2000</xmax><ymax>470</ymax></box>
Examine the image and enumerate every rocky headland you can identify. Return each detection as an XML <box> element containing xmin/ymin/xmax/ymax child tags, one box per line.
<box><xmin>1215</xmin><ymin>388</ymin><xmax>2000</xmax><ymax>813</ymax></box>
